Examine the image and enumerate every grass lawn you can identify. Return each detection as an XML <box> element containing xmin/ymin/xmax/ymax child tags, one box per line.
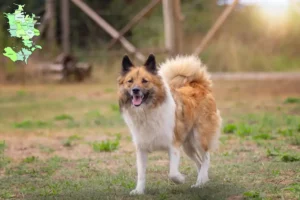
<box><xmin>0</xmin><ymin>79</ymin><xmax>299</xmax><ymax>200</ymax></box>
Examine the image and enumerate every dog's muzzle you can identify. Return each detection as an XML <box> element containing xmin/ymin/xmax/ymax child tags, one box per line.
<box><xmin>131</xmin><ymin>87</ymin><xmax>144</xmax><ymax>107</ymax></box>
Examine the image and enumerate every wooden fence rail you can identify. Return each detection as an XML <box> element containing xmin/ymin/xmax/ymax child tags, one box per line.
<box><xmin>71</xmin><ymin>0</ymin><xmax>146</xmax><ymax>62</ymax></box>
<box><xmin>107</xmin><ymin>0</ymin><xmax>161</xmax><ymax>49</ymax></box>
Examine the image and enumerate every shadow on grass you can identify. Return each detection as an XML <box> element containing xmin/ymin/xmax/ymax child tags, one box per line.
<box><xmin>26</xmin><ymin>180</ymin><xmax>244</xmax><ymax>200</ymax></box>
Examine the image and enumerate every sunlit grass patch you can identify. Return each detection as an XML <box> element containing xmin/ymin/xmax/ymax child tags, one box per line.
<box><xmin>0</xmin><ymin>90</ymin><xmax>34</xmax><ymax>104</ymax></box>
<box><xmin>243</xmin><ymin>190</ymin><xmax>262</xmax><ymax>200</ymax></box>
<box><xmin>283</xmin><ymin>183</ymin><xmax>300</xmax><ymax>197</ymax></box>
<box><xmin>223</xmin><ymin>123</ymin><xmax>254</xmax><ymax>137</ymax></box>
<box><xmin>104</xmin><ymin>88</ymin><xmax>115</xmax><ymax>93</ymax></box>
<box><xmin>236</xmin><ymin>123</ymin><xmax>253</xmax><ymax>137</ymax></box>
<box><xmin>0</xmin><ymin>142</ymin><xmax>11</xmax><ymax>169</ymax></box>
<box><xmin>40</xmin><ymin>182</ymin><xmax>63</xmax><ymax>197</ymax></box>
<box><xmin>83</xmin><ymin>110</ymin><xmax>123</xmax><ymax>128</ymax></box>
<box><xmin>0</xmin><ymin>140</ymin><xmax>6</xmax><ymax>154</ymax></box>
<box><xmin>22</xmin><ymin>156</ymin><xmax>38</xmax><ymax>164</ymax></box>
<box><xmin>280</xmin><ymin>154</ymin><xmax>300</xmax><ymax>162</ymax></box>
<box><xmin>0</xmin><ymin>191</ymin><xmax>15</xmax><ymax>199</ymax></box>
<box><xmin>287</xmin><ymin>134</ymin><xmax>300</xmax><ymax>146</ymax></box>
<box><xmin>110</xmin><ymin>103</ymin><xmax>119</xmax><ymax>112</ymax></box>
<box><xmin>223</xmin><ymin>123</ymin><xmax>237</xmax><ymax>134</ymax></box>
<box><xmin>6</xmin><ymin>156</ymin><xmax>65</xmax><ymax>178</ymax></box>
<box><xmin>266</xmin><ymin>147</ymin><xmax>300</xmax><ymax>162</ymax></box>
<box><xmin>277</xmin><ymin>128</ymin><xmax>294</xmax><ymax>137</ymax></box>
<box><xmin>222</xmin><ymin>114</ymin><xmax>300</xmax><ymax>141</ymax></box>
<box><xmin>39</xmin><ymin>145</ymin><xmax>55</xmax><ymax>154</ymax></box>
<box><xmin>54</xmin><ymin>114</ymin><xmax>74</xmax><ymax>121</ymax></box>
<box><xmin>0</xmin><ymin>156</ymin><xmax>11</xmax><ymax>169</ymax></box>
<box><xmin>92</xmin><ymin>136</ymin><xmax>120</xmax><ymax>152</ymax></box>
<box><xmin>62</xmin><ymin>134</ymin><xmax>83</xmax><ymax>147</ymax></box>
<box><xmin>266</xmin><ymin>147</ymin><xmax>281</xmax><ymax>157</ymax></box>
<box><xmin>68</xmin><ymin>134</ymin><xmax>83</xmax><ymax>141</ymax></box>
<box><xmin>284</xmin><ymin>97</ymin><xmax>300</xmax><ymax>104</ymax></box>
<box><xmin>252</xmin><ymin>133</ymin><xmax>274</xmax><ymax>140</ymax></box>
<box><xmin>13</xmin><ymin>120</ymin><xmax>51</xmax><ymax>129</ymax></box>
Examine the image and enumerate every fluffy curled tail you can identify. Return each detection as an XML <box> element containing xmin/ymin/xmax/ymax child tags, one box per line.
<box><xmin>158</xmin><ymin>55</ymin><xmax>212</xmax><ymax>89</ymax></box>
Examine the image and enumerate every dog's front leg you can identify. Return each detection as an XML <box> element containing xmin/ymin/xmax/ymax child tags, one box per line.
<box><xmin>168</xmin><ymin>146</ymin><xmax>185</xmax><ymax>184</ymax></box>
<box><xmin>130</xmin><ymin>149</ymin><xmax>148</xmax><ymax>195</ymax></box>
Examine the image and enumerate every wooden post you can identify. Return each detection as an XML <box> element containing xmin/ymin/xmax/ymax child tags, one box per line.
<box><xmin>163</xmin><ymin>0</ymin><xmax>175</xmax><ymax>56</ymax></box>
<box><xmin>107</xmin><ymin>0</ymin><xmax>161</xmax><ymax>49</ymax></box>
<box><xmin>162</xmin><ymin>0</ymin><xmax>183</xmax><ymax>56</ymax></box>
<box><xmin>46</xmin><ymin>0</ymin><xmax>56</xmax><ymax>51</ymax></box>
<box><xmin>173</xmin><ymin>0</ymin><xmax>183</xmax><ymax>54</ymax></box>
<box><xmin>71</xmin><ymin>0</ymin><xmax>145</xmax><ymax>62</ymax></box>
<box><xmin>193</xmin><ymin>0</ymin><xmax>239</xmax><ymax>55</ymax></box>
<box><xmin>61</xmin><ymin>0</ymin><xmax>70</xmax><ymax>54</ymax></box>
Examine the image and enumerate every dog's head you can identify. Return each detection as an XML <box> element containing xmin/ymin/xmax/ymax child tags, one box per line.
<box><xmin>118</xmin><ymin>54</ymin><xmax>166</xmax><ymax>109</ymax></box>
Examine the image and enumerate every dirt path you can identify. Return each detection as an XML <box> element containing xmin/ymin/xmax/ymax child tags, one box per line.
<box><xmin>212</xmin><ymin>72</ymin><xmax>300</xmax><ymax>80</ymax></box>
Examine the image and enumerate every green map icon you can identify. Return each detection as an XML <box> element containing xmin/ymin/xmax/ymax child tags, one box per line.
<box><xmin>3</xmin><ymin>4</ymin><xmax>42</xmax><ymax>64</ymax></box>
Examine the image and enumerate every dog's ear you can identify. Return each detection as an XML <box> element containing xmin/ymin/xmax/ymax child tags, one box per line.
<box><xmin>144</xmin><ymin>54</ymin><xmax>157</xmax><ymax>74</ymax></box>
<box><xmin>122</xmin><ymin>55</ymin><xmax>134</xmax><ymax>74</ymax></box>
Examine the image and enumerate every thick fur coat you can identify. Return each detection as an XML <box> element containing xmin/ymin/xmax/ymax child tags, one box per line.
<box><xmin>118</xmin><ymin>54</ymin><xmax>222</xmax><ymax>195</ymax></box>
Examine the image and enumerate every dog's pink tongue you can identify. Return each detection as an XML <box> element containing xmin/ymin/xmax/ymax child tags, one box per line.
<box><xmin>132</xmin><ymin>96</ymin><xmax>142</xmax><ymax>106</ymax></box>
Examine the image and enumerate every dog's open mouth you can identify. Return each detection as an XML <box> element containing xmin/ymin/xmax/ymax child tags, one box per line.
<box><xmin>132</xmin><ymin>95</ymin><xmax>144</xmax><ymax>106</ymax></box>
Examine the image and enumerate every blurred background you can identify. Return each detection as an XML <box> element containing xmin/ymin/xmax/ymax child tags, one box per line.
<box><xmin>0</xmin><ymin>1</ymin><xmax>300</xmax><ymax>199</ymax></box>
<box><xmin>1</xmin><ymin>0</ymin><xmax>300</xmax><ymax>83</ymax></box>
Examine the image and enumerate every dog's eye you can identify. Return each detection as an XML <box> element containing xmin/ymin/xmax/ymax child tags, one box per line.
<box><xmin>142</xmin><ymin>79</ymin><xmax>148</xmax><ymax>83</ymax></box>
<box><xmin>128</xmin><ymin>79</ymin><xmax>133</xmax><ymax>83</ymax></box>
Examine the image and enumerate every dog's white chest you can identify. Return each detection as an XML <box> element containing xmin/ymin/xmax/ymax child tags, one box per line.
<box><xmin>122</xmin><ymin>98</ymin><xmax>175</xmax><ymax>152</ymax></box>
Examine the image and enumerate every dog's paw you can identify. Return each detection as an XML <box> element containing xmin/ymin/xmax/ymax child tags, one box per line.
<box><xmin>191</xmin><ymin>177</ymin><xmax>209</xmax><ymax>188</ymax></box>
<box><xmin>169</xmin><ymin>173</ymin><xmax>185</xmax><ymax>184</ymax></box>
<box><xmin>191</xmin><ymin>184</ymin><xmax>201</xmax><ymax>188</ymax></box>
<box><xmin>191</xmin><ymin>183</ymin><xmax>206</xmax><ymax>188</ymax></box>
<box><xmin>130</xmin><ymin>189</ymin><xmax>144</xmax><ymax>195</ymax></box>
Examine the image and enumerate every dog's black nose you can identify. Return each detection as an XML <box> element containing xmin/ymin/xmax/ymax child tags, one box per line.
<box><xmin>132</xmin><ymin>88</ymin><xmax>140</xmax><ymax>94</ymax></box>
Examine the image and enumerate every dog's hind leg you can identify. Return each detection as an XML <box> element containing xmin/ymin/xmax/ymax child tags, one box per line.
<box><xmin>168</xmin><ymin>145</ymin><xmax>185</xmax><ymax>184</ymax></box>
<box><xmin>192</xmin><ymin>151</ymin><xmax>210</xmax><ymax>188</ymax></box>
<box><xmin>182</xmin><ymin>130</ymin><xmax>210</xmax><ymax>188</ymax></box>
<box><xmin>190</xmin><ymin>110</ymin><xmax>221</xmax><ymax>188</ymax></box>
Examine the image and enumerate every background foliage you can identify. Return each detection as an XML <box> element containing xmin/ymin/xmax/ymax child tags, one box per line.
<box><xmin>1</xmin><ymin>0</ymin><xmax>300</xmax><ymax>72</ymax></box>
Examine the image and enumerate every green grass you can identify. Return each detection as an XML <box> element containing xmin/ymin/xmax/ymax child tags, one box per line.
<box><xmin>39</xmin><ymin>145</ymin><xmax>55</xmax><ymax>154</ymax></box>
<box><xmin>110</xmin><ymin>104</ymin><xmax>119</xmax><ymax>112</ymax></box>
<box><xmin>22</xmin><ymin>156</ymin><xmax>38</xmax><ymax>163</ymax></box>
<box><xmin>223</xmin><ymin>124</ymin><xmax>237</xmax><ymax>134</ymax></box>
<box><xmin>266</xmin><ymin>147</ymin><xmax>281</xmax><ymax>157</ymax></box>
<box><xmin>277</xmin><ymin>128</ymin><xmax>294</xmax><ymax>136</ymax></box>
<box><xmin>0</xmin><ymin>140</ymin><xmax>6</xmax><ymax>154</ymax></box>
<box><xmin>252</xmin><ymin>133</ymin><xmax>274</xmax><ymax>140</ymax></box>
<box><xmin>266</xmin><ymin>148</ymin><xmax>300</xmax><ymax>162</ymax></box>
<box><xmin>236</xmin><ymin>123</ymin><xmax>252</xmax><ymax>137</ymax></box>
<box><xmin>280</xmin><ymin>154</ymin><xmax>300</xmax><ymax>162</ymax></box>
<box><xmin>0</xmin><ymin>83</ymin><xmax>299</xmax><ymax>199</ymax></box>
<box><xmin>92</xmin><ymin>136</ymin><xmax>120</xmax><ymax>152</ymax></box>
<box><xmin>284</xmin><ymin>97</ymin><xmax>300</xmax><ymax>104</ymax></box>
<box><xmin>0</xmin><ymin>191</ymin><xmax>15</xmax><ymax>199</ymax></box>
<box><xmin>283</xmin><ymin>183</ymin><xmax>300</xmax><ymax>197</ymax></box>
<box><xmin>13</xmin><ymin>120</ymin><xmax>51</xmax><ymax>129</ymax></box>
<box><xmin>288</xmin><ymin>135</ymin><xmax>300</xmax><ymax>146</ymax></box>
<box><xmin>54</xmin><ymin>114</ymin><xmax>74</xmax><ymax>121</ymax></box>
<box><xmin>243</xmin><ymin>191</ymin><xmax>262</xmax><ymax>200</ymax></box>
<box><xmin>62</xmin><ymin>134</ymin><xmax>83</xmax><ymax>147</ymax></box>
<box><xmin>0</xmin><ymin>141</ymin><xmax>11</xmax><ymax>169</ymax></box>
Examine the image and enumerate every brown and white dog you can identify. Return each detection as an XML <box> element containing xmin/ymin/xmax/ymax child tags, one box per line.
<box><xmin>118</xmin><ymin>54</ymin><xmax>222</xmax><ymax>195</ymax></box>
